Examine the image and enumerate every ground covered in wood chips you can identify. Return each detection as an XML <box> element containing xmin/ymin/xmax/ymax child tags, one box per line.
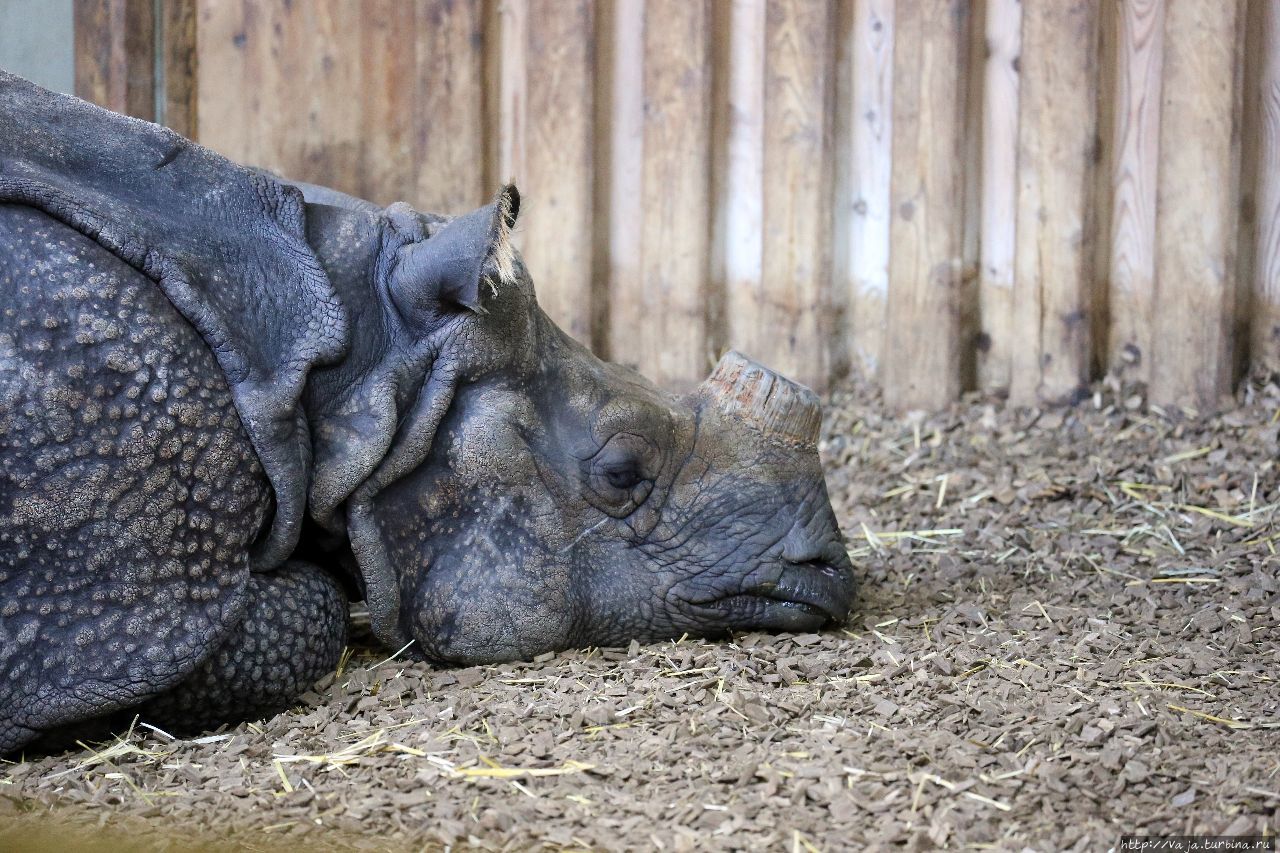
<box><xmin>3</xmin><ymin>377</ymin><xmax>1278</xmax><ymax>852</ymax></box>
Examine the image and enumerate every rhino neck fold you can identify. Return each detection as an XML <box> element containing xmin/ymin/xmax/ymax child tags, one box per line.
<box><xmin>298</xmin><ymin>200</ymin><xmax>469</xmax><ymax>648</ymax></box>
<box><xmin>301</xmin><ymin>202</ymin><xmax>441</xmax><ymax>533</ymax></box>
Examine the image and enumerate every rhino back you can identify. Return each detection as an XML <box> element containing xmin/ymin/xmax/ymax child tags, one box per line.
<box><xmin>0</xmin><ymin>204</ymin><xmax>271</xmax><ymax>751</ymax></box>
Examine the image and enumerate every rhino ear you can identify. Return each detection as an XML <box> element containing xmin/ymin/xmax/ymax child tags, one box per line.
<box><xmin>388</xmin><ymin>185</ymin><xmax>521</xmax><ymax>319</ymax></box>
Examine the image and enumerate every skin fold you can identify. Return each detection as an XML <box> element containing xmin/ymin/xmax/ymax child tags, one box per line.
<box><xmin>0</xmin><ymin>72</ymin><xmax>854</xmax><ymax>753</ymax></box>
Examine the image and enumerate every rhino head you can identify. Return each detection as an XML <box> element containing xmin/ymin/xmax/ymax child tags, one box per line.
<box><xmin>301</xmin><ymin>185</ymin><xmax>855</xmax><ymax>664</ymax></box>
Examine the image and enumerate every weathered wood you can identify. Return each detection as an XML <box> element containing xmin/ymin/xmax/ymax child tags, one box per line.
<box><xmin>518</xmin><ymin>0</ymin><xmax>597</xmax><ymax>346</ymax></box>
<box><xmin>1253</xmin><ymin>0</ymin><xmax>1280</xmax><ymax>372</ymax></box>
<box><xmin>197</xmin><ymin>1</ymin><xmax>486</xmax><ymax>213</ymax></box>
<box><xmin>197</xmin><ymin>3</ymin><xmax>362</xmax><ymax>197</ymax></box>
<box><xmin>1091</xmin><ymin>0</ymin><xmax>1118</xmax><ymax>379</ymax></box>
<box><xmin>1106</xmin><ymin>0</ymin><xmax>1164</xmax><ymax>384</ymax></box>
<box><xmin>883</xmin><ymin>0</ymin><xmax>971</xmax><ymax>411</ymax></box>
<box><xmin>601</xmin><ymin>0</ymin><xmax>646</xmax><ymax>368</ymax></box>
<box><xmin>741</xmin><ymin>0</ymin><xmax>834</xmax><ymax>390</ymax></box>
<box><xmin>976</xmin><ymin>0</ymin><xmax>1021</xmax><ymax>393</ymax></box>
<box><xmin>494</xmin><ymin>0</ymin><xmax>528</xmax><ymax>188</ymax></box>
<box><xmin>159</xmin><ymin>0</ymin><xmax>198</xmax><ymax>138</ymax></box>
<box><xmin>412</xmin><ymin>0</ymin><xmax>488</xmax><ymax>213</ymax></box>
<box><xmin>161</xmin><ymin>0</ymin><xmax>1269</xmax><ymax>403</ymax></box>
<box><xmin>74</xmin><ymin>0</ymin><xmax>155</xmax><ymax>120</ymax></box>
<box><xmin>1008</xmin><ymin>0</ymin><xmax>1099</xmax><ymax>406</ymax></box>
<box><xmin>193</xmin><ymin>2</ymin><xmax>249</xmax><ymax>158</ymax></box>
<box><xmin>839</xmin><ymin>0</ymin><xmax>894</xmax><ymax>379</ymax></box>
<box><xmin>958</xmin><ymin>0</ymin><xmax>985</xmax><ymax>391</ymax></box>
<box><xmin>358</xmin><ymin>1</ymin><xmax>420</xmax><ymax>206</ymax></box>
<box><xmin>714</xmin><ymin>0</ymin><xmax>765</xmax><ymax>380</ymax></box>
<box><xmin>1150</xmin><ymin>0</ymin><xmax>1242</xmax><ymax>408</ymax></box>
<box><xmin>606</xmin><ymin>0</ymin><xmax>712</xmax><ymax>388</ymax></box>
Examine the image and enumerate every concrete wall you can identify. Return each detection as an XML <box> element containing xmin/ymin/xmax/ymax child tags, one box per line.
<box><xmin>0</xmin><ymin>0</ymin><xmax>74</xmax><ymax>94</ymax></box>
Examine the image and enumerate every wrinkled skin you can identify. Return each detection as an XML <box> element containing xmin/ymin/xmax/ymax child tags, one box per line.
<box><xmin>0</xmin><ymin>72</ymin><xmax>854</xmax><ymax>754</ymax></box>
<box><xmin>297</xmin><ymin>190</ymin><xmax>856</xmax><ymax>665</ymax></box>
<box><xmin>369</xmin><ymin>282</ymin><xmax>854</xmax><ymax>664</ymax></box>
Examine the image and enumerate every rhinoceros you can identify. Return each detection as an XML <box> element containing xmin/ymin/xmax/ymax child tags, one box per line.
<box><xmin>0</xmin><ymin>72</ymin><xmax>854</xmax><ymax>754</ymax></box>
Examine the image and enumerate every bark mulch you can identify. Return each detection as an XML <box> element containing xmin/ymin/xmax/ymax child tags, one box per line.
<box><xmin>3</xmin><ymin>377</ymin><xmax>1277</xmax><ymax>851</ymax></box>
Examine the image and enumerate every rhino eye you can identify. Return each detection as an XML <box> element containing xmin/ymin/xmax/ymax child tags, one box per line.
<box><xmin>604</xmin><ymin>465</ymin><xmax>643</xmax><ymax>491</ymax></box>
<box><xmin>585</xmin><ymin>433</ymin><xmax>658</xmax><ymax>516</ymax></box>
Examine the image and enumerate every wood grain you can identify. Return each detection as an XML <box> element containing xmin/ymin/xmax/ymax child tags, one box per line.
<box><xmin>747</xmin><ymin>0</ymin><xmax>835</xmax><ymax>390</ymax></box>
<box><xmin>74</xmin><ymin>0</ymin><xmax>155</xmax><ymax>120</ymax></box>
<box><xmin>1008</xmin><ymin>0</ymin><xmax>1099</xmax><ymax>406</ymax></box>
<box><xmin>714</xmin><ymin>0</ymin><xmax>765</xmax><ymax>378</ymax></box>
<box><xmin>1253</xmin><ymin>0</ymin><xmax>1280</xmax><ymax>371</ymax></box>
<box><xmin>169</xmin><ymin>0</ymin><xmax>1261</xmax><ymax>403</ymax></box>
<box><xmin>976</xmin><ymin>0</ymin><xmax>1022</xmax><ymax>393</ymax></box>
<box><xmin>605</xmin><ymin>0</ymin><xmax>713</xmax><ymax>388</ymax></box>
<box><xmin>412</xmin><ymin>0</ymin><xmax>488</xmax><ymax>213</ymax></box>
<box><xmin>883</xmin><ymin>0</ymin><xmax>971</xmax><ymax>411</ymax></box>
<box><xmin>1106</xmin><ymin>0</ymin><xmax>1164</xmax><ymax>384</ymax></box>
<box><xmin>602</xmin><ymin>0</ymin><xmax>646</xmax><ymax>370</ymax></box>
<box><xmin>841</xmin><ymin>0</ymin><xmax>894</xmax><ymax>379</ymax></box>
<box><xmin>519</xmin><ymin>0</ymin><xmax>597</xmax><ymax>347</ymax></box>
<box><xmin>197</xmin><ymin>3</ymin><xmax>360</xmax><ymax>197</ymax></box>
<box><xmin>160</xmin><ymin>0</ymin><xmax>199</xmax><ymax>138</ymax></box>
<box><xmin>1150</xmin><ymin>0</ymin><xmax>1242</xmax><ymax>408</ymax></box>
<box><xmin>196</xmin><ymin>2</ymin><xmax>486</xmax><ymax>213</ymax></box>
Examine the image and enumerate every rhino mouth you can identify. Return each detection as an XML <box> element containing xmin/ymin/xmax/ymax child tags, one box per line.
<box><xmin>687</xmin><ymin>561</ymin><xmax>854</xmax><ymax>633</ymax></box>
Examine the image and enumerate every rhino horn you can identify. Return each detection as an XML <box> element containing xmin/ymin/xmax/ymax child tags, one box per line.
<box><xmin>697</xmin><ymin>351</ymin><xmax>822</xmax><ymax>449</ymax></box>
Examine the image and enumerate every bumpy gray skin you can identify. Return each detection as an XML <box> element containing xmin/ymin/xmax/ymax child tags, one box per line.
<box><xmin>0</xmin><ymin>204</ymin><xmax>346</xmax><ymax>751</ymax></box>
<box><xmin>0</xmin><ymin>73</ymin><xmax>855</xmax><ymax>755</ymax></box>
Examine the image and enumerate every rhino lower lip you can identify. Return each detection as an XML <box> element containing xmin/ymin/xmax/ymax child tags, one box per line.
<box><xmin>705</xmin><ymin>594</ymin><xmax>832</xmax><ymax>633</ymax></box>
<box><xmin>682</xmin><ymin>560</ymin><xmax>852</xmax><ymax>629</ymax></box>
<box><xmin>745</xmin><ymin>562</ymin><xmax>852</xmax><ymax>624</ymax></box>
<box><xmin>746</xmin><ymin>590</ymin><xmax>842</xmax><ymax>625</ymax></box>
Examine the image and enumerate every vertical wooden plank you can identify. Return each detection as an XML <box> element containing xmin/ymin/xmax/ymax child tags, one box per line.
<box><xmin>197</xmin><ymin>1</ymin><xmax>486</xmax><ymax>213</ymax></box>
<box><xmin>1092</xmin><ymin>0</ymin><xmax>1118</xmax><ymax>380</ymax></box>
<box><xmin>1253</xmin><ymin>0</ymin><xmax>1280</xmax><ymax>372</ymax></box>
<box><xmin>958</xmin><ymin>0</ymin><xmax>985</xmax><ymax>391</ymax></box>
<box><xmin>602</xmin><ymin>0</ymin><xmax>645</xmax><ymax>367</ymax></box>
<box><xmin>74</xmin><ymin>0</ymin><xmax>155</xmax><ymax>120</ymax></box>
<box><xmin>291</xmin><ymin>4</ymin><xmax>365</xmax><ymax>197</ymax></box>
<box><xmin>413</xmin><ymin>0</ymin><xmax>488</xmax><ymax>212</ymax></box>
<box><xmin>1150</xmin><ymin>0</ymin><xmax>1242</xmax><ymax>408</ymax></box>
<box><xmin>194</xmin><ymin>2</ymin><xmax>247</xmax><ymax>154</ymax></box>
<box><xmin>1008</xmin><ymin>0</ymin><xmax>1099</xmax><ymax>406</ymax></box>
<box><xmin>519</xmin><ymin>0</ymin><xmax>597</xmax><ymax>346</ymax></box>
<box><xmin>642</xmin><ymin>0</ymin><xmax>712</xmax><ymax>386</ymax></box>
<box><xmin>159</xmin><ymin>0</ymin><xmax>199</xmax><ymax>138</ymax></box>
<box><xmin>883</xmin><ymin>0</ymin><xmax>971</xmax><ymax>411</ymax></box>
<box><xmin>358</xmin><ymin>1</ymin><xmax>420</xmax><ymax>204</ymax></box>
<box><xmin>197</xmin><ymin>1</ymin><xmax>362</xmax><ymax>196</ymax></box>
<box><xmin>750</xmin><ymin>0</ymin><xmax>835</xmax><ymax>390</ymax></box>
<box><xmin>608</xmin><ymin>0</ymin><xmax>712</xmax><ymax>388</ymax></box>
<box><xmin>716</xmin><ymin>0</ymin><xmax>765</xmax><ymax>372</ymax></box>
<box><xmin>839</xmin><ymin>0</ymin><xmax>894</xmax><ymax>379</ymax></box>
<box><xmin>1106</xmin><ymin>0</ymin><xmax>1164</xmax><ymax>384</ymax></box>
<box><xmin>1234</xmin><ymin>0</ymin><xmax>1263</xmax><ymax>382</ymax></box>
<box><xmin>494</xmin><ymin>0</ymin><xmax>529</xmax><ymax>188</ymax></box>
<box><xmin>976</xmin><ymin>0</ymin><xmax>1021</xmax><ymax>393</ymax></box>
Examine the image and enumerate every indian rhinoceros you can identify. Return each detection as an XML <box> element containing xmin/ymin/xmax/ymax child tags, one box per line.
<box><xmin>0</xmin><ymin>72</ymin><xmax>855</xmax><ymax>754</ymax></box>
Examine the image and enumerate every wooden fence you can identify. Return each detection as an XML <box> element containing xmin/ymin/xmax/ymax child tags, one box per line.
<box><xmin>73</xmin><ymin>0</ymin><xmax>1280</xmax><ymax>410</ymax></box>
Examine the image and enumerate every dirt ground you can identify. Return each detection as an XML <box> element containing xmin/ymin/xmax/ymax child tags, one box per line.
<box><xmin>2</xmin><ymin>376</ymin><xmax>1277</xmax><ymax>851</ymax></box>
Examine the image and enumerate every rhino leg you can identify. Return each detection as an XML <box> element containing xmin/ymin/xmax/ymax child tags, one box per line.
<box><xmin>132</xmin><ymin>561</ymin><xmax>349</xmax><ymax>733</ymax></box>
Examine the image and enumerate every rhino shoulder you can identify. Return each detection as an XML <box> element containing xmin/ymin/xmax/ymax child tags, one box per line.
<box><xmin>0</xmin><ymin>71</ymin><xmax>349</xmax><ymax>569</ymax></box>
